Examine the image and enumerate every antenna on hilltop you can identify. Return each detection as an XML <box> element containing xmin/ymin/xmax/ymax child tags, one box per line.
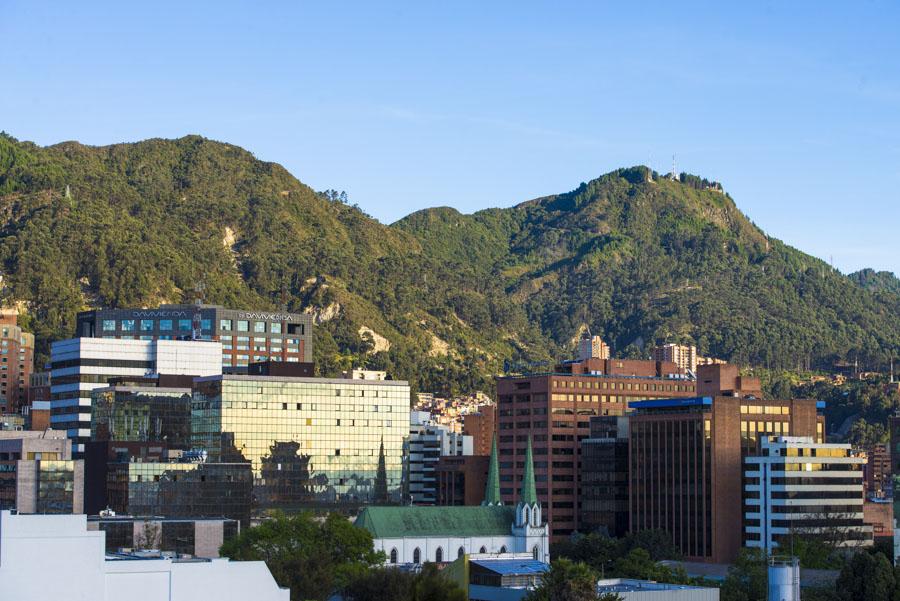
<box><xmin>671</xmin><ymin>154</ymin><xmax>677</xmax><ymax>181</ymax></box>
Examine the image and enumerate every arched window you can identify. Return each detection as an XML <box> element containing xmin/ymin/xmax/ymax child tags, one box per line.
<box><xmin>499</xmin><ymin>545</ymin><xmax>507</xmax><ymax>553</ymax></box>
<box><xmin>479</xmin><ymin>546</ymin><xmax>487</xmax><ymax>554</ymax></box>
<box><xmin>457</xmin><ymin>546</ymin><xmax>465</xmax><ymax>559</ymax></box>
<box><xmin>522</xmin><ymin>507</ymin><xmax>529</xmax><ymax>525</ymax></box>
<box><xmin>532</xmin><ymin>507</ymin><xmax>539</xmax><ymax>525</ymax></box>
<box><xmin>390</xmin><ymin>548</ymin><xmax>398</xmax><ymax>564</ymax></box>
<box><xmin>413</xmin><ymin>547</ymin><xmax>421</xmax><ymax>564</ymax></box>
<box><xmin>435</xmin><ymin>547</ymin><xmax>443</xmax><ymax>563</ymax></box>
<box><xmin>532</xmin><ymin>545</ymin><xmax>540</xmax><ymax>560</ymax></box>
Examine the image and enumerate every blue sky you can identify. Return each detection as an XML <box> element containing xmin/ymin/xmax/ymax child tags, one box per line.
<box><xmin>2</xmin><ymin>1</ymin><xmax>898</xmax><ymax>274</ymax></box>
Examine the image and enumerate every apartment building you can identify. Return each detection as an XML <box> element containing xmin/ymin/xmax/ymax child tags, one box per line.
<box><xmin>0</xmin><ymin>309</ymin><xmax>34</xmax><ymax>414</ymax></box>
<box><xmin>408</xmin><ymin>410</ymin><xmax>474</xmax><ymax>504</ymax></box>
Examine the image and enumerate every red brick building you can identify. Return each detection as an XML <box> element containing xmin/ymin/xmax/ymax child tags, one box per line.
<box><xmin>463</xmin><ymin>404</ymin><xmax>496</xmax><ymax>456</ymax></box>
<box><xmin>436</xmin><ymin>455</ymin><xmax>490</xmax><ymax>506</ymax></box>
<box><xmin>0</xmin><ymin>310</ymin><xmax>34</xmax><ymax>415</ymax></box>
<box><xmin>496</xmin><ymin>357</ymin><xmax>696</xmax><ymax>539</ymax></box>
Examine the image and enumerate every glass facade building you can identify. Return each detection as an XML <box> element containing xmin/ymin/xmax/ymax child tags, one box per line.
<box><xmin>91</xmin><ymin>386</ymin><xmax>193</xmax><ymax>449</ymax></box>
<box><xmin>191</xmin><ymin>375</ymin><xmax>410</xmax><ymax>509</ymax></box>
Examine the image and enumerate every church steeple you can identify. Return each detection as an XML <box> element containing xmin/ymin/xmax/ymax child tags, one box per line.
<box><xmin>519</xmin><ymin>435</ymin><xmax>537</xmax><ymax>506</ymax></box>
<box><xmin>482</xmin><ymin>435</ymin><xmax>502</xmax><ymax>506</ymax></box>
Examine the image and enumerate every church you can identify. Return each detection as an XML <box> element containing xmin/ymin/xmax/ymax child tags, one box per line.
<box><xmin>355</xmin><ymin>437</ymin><xmax>550</xmax><ymax>565</ymax></box>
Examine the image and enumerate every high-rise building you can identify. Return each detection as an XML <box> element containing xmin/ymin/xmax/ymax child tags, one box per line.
<box><xmin>578</xmin><ymin>334</ymin><xmax>611</xmax><ymax>361</ymax></box>
<box><xmin>496</xmin><ymin>356</ymin><xmax>695</xmax><ymax>539</ymax></box>
<box><xmin>628</xmin><ymin>392</ymin><xmax>824</xmax><ymax>563</ymax></box>
<box><xmin>407</xmin><ymin>411</ymin><xmax>473</xmax><ymax>504</ymax></box>
<box><xmin>863</xmin><ymin>442</ymin><xmax>891</xmax><ymax>496</ymax></box>
<box><xmin>463</xmin><ymin>404</ymin><xmax>496</xmax><ymax>456</ymax></box>
<box><xmin>0</xmin><ymin>309</ymin><xmax>34</xmax><ymax>415</ymax></box>
<box><xmin>0</xmin><ymin>430</ymin><xmax>84</xmax><ymax>514</ymax></box>
<box><xmin>579</xmin><ymin>416</ymin><xmax>629</xmax><ymax>537</ymax></box>
<box><xmin>75</xmin><ymin>304</ymin><xmax>313</xmax><ymax>372</ymax></box>
<box><xmin>652</xmin><ymin>343</ymin><xmax>698</xmax><ymax>373</ymax></box>
<box><xmin>49</xmin><ymin>338</ymin><xmax>222</xmax><ymax>454</ymax></box>
<box><xmin>191</xmin><ymin>374</ymin><xmax>410</xmax><ymax>510</ymax></box>
<box><xmin>26</xmin><ymin>370</ymin><xmax>51</xmax><ymax>430</ymax></box>
<box><xmin>436</xmin><ymin>455</ymin><xmax>490</xmax><ymax>506</ymax></box>
<box><xmin>744</xmin><ymin>436</ymin><xmax>871</xmax><ymax>554</ymax></box>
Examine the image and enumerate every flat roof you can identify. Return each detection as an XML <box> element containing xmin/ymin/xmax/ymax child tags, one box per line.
<box><xmin>629</xmin><ymin>396</ymin><xmax>713</xmax><ymax>409</ymax></box>
<box><xmin>470</xmin><ymin>558</ymin><xmax>550</xmax><ymax>576</ymax></box>
<box><xmin>195</xmin><ymin>374</ymin><xmax>409</xmax><ymax>386</ymax></box>
<box><xmin>597</xmin><ymin>578</ymin><xmax>715</xmax><ymax>592</ymax></box>
<box><xmin>498</xmin><ymin>372</ymin><xmax>693</xmax><ymax>381</ymax></box>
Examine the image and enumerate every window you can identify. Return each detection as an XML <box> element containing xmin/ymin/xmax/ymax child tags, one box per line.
<box><xmin>237</xmin><ymin>320</ymin><xmax>249</xmax><ymax>332</ymax></box>
<box><xmin>159</xmin><ymin>319</ymin><xmax>173</xmax><ymax>331</ymax></box>
<box><xmin>102</xmin><ymin>319</ymin><xmax>116</xmax><ymax>331</ymax></box>
<box><xmin>200</xmin><ymin>318</ymin><xmax>212</xmax><ymax>331</ymax></box>
<box><xmin>271</xmin><ymin>322</ymin><xmax>282</xmax><ymax>334</ymax></box>
<box><xmin>499</xmin><ymin>546</ymin><xmax>507</xmax><ymax>553</ymax></box>
<box><xmin>253</xmin><ymin>321</ymin><xmax>266</xmax><ymax>333</ymax></box>
<box><xmin>479</xmin><ymin>546</ymin><xmax>487</xmax><ymax>554</ymax></box>
<box><xmin>220</xmin><ymin>319</ymin><xmax>232</xmax><ymax>331</ymax></box>
<box><xmin>390</xmin><ymin>548</ymin><xmax>398</xmax><ymax>564</ymax></box>
<box><xmin>413</xmin><ymin>548</ymin><xmax>421</xmax><ymax>564</ymax></box>
<box><xmin>458</xmin><ymin>547</ymin><xmax>465</xmax><ymax>559</ymax></box>
<box><xmin>533</xmin><ymin>546</ymin><xmax>540</xmax><ymax>560</ymax></box>
<box><xmin>140</xmin><ymin>319</ymin><xmax>154</xmax><ymax>332</ymax></box>
<box><xmin>435</xmin><ymin>547</ymin><xmax>443</xmax><ymax>563</ymax></box>
<box><xmin>121</xmin><ymin>319</ymin><xmax>135</xmax><ymax>332</ymax></box>
<box><xmin>178</xmin><ymin>319</ymin><xmax>191</xmax><ymax>332</ymax></box>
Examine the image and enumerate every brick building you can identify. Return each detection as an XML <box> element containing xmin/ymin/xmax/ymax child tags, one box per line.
<box><xmin>0</xmin><ymin>309</ymin><xmax>34</xmax><ymax>415</ymax></box>
<box><xmin>464</xmin><ymin>404</ymin><xmax>496</xmax><ymax>456</ymax></box>
<box><xmin>436</xmin><ymin>455</ymin><xmax>490</xmax><ymax>506</ymax></box>
<box><xmin>496</xmin><ymin>357</ymin><xmax>695</xmax><ymax>538</ymax></box>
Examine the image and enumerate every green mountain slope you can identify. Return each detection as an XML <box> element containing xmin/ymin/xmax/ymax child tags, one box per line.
<box><xmin>0</xmin><ymin>134</ymin><xmax>897</xmax><ymax>395</ymax></box>
<box><xmin>849</xmin><ymin>268</ymin><xmax>900</xmax><ymax>295</ymax></box>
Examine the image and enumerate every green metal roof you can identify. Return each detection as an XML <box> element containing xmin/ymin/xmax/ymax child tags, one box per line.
<box><xmin>482</xmin><ymin>435</ymin><xmax>502</xmax><ymax>506</ymax></box>
<box><xmin>520</xmin><ymin>436</ymin><xmax>538</xmax><ymax>506</ymax></box>
<box><xmin>355</xmin><ymin>505</ymin><xmax>516</xmax><ymax>538</ymax></box>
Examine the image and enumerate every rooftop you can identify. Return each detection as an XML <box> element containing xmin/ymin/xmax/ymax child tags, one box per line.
<box><xmin>355</xmin><ymin>505</ymin><xmax>516</xmax><ymax>538</ymax></box>
<box><xmin>470</xmin><ymin>558</ymin><xmax>550</xmax><ymax>576</ymax></box>
<box><xmin>596</xmin><ymin>578</ymin><xmax>715</xmax><ymax>593</ymax></box>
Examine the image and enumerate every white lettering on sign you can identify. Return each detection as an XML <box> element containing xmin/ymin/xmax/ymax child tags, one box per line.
<box><xmin>129</xmin><ymin>311</ymin><xmax>189</xmax><ymax>318</ymax></box>
<box><xmin>237</xmin><ymin>312</ymin><xmax>299</xmax><ymax>321</ymax></box>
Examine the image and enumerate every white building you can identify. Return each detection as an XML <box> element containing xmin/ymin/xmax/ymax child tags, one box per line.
<box><xmin>408</xmin><ymin>411</ymin><xmax>473</xmax><ymax>504</ymax></box>
<box><xmin>578</xmin><ymin>334</ymin><xmax>610</xmax><ymax>361</ymax></box>
<box><xmin>50</xmin><ymin>338</ymin><xmax>222</xmax><ymax>453</ymax></box>
<box><xmin>744</xmin><ymin>436</ymin><xmax>872</xmax><ymax>553</ymax></box>
<box><xmin>0</xmin><ymin>510</ymin><xmax>289</xmax><ymax>601</ymax></box>
<box><xmin>358</xmin><ymin>437</ymin><xmax>549</xmax><ymax>565</ymax></box>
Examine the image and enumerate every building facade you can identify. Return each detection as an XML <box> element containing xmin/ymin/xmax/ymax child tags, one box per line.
<box><xmin>0</xmin><ymin>430</ymin><xmax>84</xmax><ymax>514</ymax></box>
<box><xmin>0</xmin><ymin>309</ymin><xmax>34</xmax><ymax>415</ymax></box>
<box><xmin>579</xmin><ymin>416</ymin><xmax>630</xmax><ymax>537</ymax></box>
<box><xmin>88</xmin><ymin>516</ymin><xmax>240</xmax><ymax>558</ymax></box>
<box><xmin>0</xmin><ymin>510</ymin><xmax>289</xmax><ymax>601</ymax></box>
<box><xmin>191</xmin><ymin>374</ymin><xmax>410</xmax><ymax>509</ymax></box>
<box><xmin>408</xmin><ymin>411</ymin><xmax>474</xmax><ymax>504</ymax></box>
<box><xmin>652</xmin><ymin>343</ymin><xmax>698</xmax><ymax>373</ymax></box>
<box><xmin>437</xmin><ymin>455</ymin><xmax>490</xmax><ymax>506</ymax></box>
<box><xmin>49</xmin><ymin>338</ymin><xmax>222</xmax><ymax>453</ymax></box>
<box><xmin>496</xmin><ymin>357</ymin><xmax>695</xmax><ymax>538</ymax></box>
<box><xmin>577</xmin><ymin>335</ymin><xmax>611</xmax><ymax>361</ymax></box>
<box><xmin>75</xmin><ymin>304</ymin><xmax>313</xmax><ymax>372</ymax></box>
<box><xmin>744</xmin><ymin>436</ymin><xmax>871</xmax><ymax>554</ymax></box>
<box><xmin>628</xmin><ymin>394</ymin><xmax>824</xmax><ymax>563</ymax></box>
<box><xmin>464</xmin><ymin>404</ymin><xmax>497</xmax><ymax>457</ymax></box>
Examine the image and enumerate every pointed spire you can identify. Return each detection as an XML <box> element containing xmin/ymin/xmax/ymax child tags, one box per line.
<box><xmin>482</xmin><ymin>435</ymin><xmax>502</xmax><ymax>506</ymax></box>
<box><xmin>520</xmin><ymin>435</ymin><xmax>538</xmax><ymax>506</ymax></box>
<box><xmin>374</xmin><ymin>436</ymin><xmax>388</xmax><ymax>504</ymax></box>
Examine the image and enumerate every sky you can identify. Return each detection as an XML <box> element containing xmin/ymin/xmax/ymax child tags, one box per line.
<box><xmin>2</xmin><ymin>1</ymin><xmax>899</xmax><ymax>274</ymax></box>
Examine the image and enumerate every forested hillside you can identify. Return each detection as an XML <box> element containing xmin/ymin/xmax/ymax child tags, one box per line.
<box><xmin>1</xmin><ymin>133</ymin><xmax>898</xmax><ymax>396</ymax></box>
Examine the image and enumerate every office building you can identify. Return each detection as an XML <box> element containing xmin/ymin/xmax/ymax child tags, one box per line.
<box><xmin>437</xmin><ymin>454</ymin><xmax>490</xmax><ymax>506</ymax></box>
<box><xmin>191</xmin><ymin>374</ymin><xmax>409</xmax><ymax>509</ymax></box>
<box><xmin>579</xmin><ymin>416</ymin><xmax>629</xmax><ymax>537</ymax></box>
<box><xmin>577</xmin><ymin>334</ymin><xmax>611</xmax><ymax>361</ymax></box>
<box><xmin>0</xmin><ymin>510</ymin><xmax>289</xmax><ymax>601</ymax></box>
<box><xmin>0</xmin><ymin>430</ymin><xmax>84</xmax><ymax>513</ymax></box>
<box><xmin>744</xmin><ymin>436</ymin><xmax>871</xmax><ymax>554</ymax></box>
<box><xmin>496</xmin><ymin>356</ymin><xmax>695</xmax><ymax>538</ymax></box>
<box><xmin>408</xmin><ymin>411</ymin><xmax>474</xmax><ymax>504</ymax></box>
<box><xmin>0</xmin><ymin>308</ymin><xmax>34</xmax><ymax>414</ymax></box>
<box><xmin>448</xmin><ymin>554</ymin><xmax>549</xmax><ymax>601</ymax></box>
<box><xmin>628</xmin><ymin>389</ymin><xmax>824</xmax><ymax>563</ymax></box>
<box><xmin>75</xmin><ymin>303</ymin><xmax>313</xmax><ymax>372</ymax></box>
<box><xmin>863</xmin><ymin>442</ymin><xmax>891</xmax><ymax>496</ymax></box>
<box><xmin>90</xmin><ymin>384</ymin><xmax>194</xmax><ymax>449</ymax></box>
<box><xmin>357</xmin><ymin>438</ymin><xmax>549</xmax><ymax>565</ymax></box>
<box><xmin>49</xmin><ymin>337</ymin><xmax>222</xmax><ymax>453</ymax></box>
<box><xmin>464</xmin><ymin>404</ymin><xmax>496</xmax><ymax>456</ymax></box>
<box><xmin>88</xmin><ymin>515</ymin><xmax>240</xmax><ymax>558</ymax></box>
<box><xmin>26</xmin><ymin>370</ymin><xmax>51</xmax><ymax>430</ymax></box>
<box><xmin>653</xmin><ymin>343</ymin><xmax>698</xmax><ymax>373</ymax></box>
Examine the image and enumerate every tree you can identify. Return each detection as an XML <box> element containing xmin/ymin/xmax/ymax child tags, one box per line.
<box><xmin>219</xmin><ymin>512</ymin><xmax>383</xmax><ymax>601</ymax></box>
<box><xmin>374</xmin><ymin>437</ymin><xmax>389</xmax><ymax>503</ymax></box>
<box><xmin>343</xmin><ymin>563</ymin><xmax>466</xmax><ymax>601</ymax></box>
<box><xmin>134</xmin><ymin>521</ymin><xmax>161</xmax><ymax>550</ymax></box>
<box><xmin>835</xmin><ymin>551</ymin><xmax>896</xmax><ymax>601</ymax></box>
<box><xmin>720</xmin><ymin>548</ymin><xmax>767</xmax><ymax>601</ymax></box>
<box><xmin>524</xmin><ymin>558</ymin><xmax>619</xmax><ymax>601</ymax></box>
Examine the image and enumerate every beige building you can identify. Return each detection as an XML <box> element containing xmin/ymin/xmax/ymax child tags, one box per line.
<box><xmin>0</xmin><ymin>430</ymin><xmax>84</xmax><ymax>513</ymax></box>
<box><xmin>578</xmin><ymin>335</ymin><xmax>611</xmax><ymax>361</ymax></box>
<box><xmin>653</xmin><ymin>343</ymin><xmax>698</xmax><ymax>373</ymax></box>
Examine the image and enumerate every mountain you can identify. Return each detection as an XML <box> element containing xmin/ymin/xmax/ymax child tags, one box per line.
<box><xmin>849</xmin><ymin>268</ymin><xmax>900</xmax><ymax>295</ymax></box>
<box><xmin>1</xmin><ymin>133</ymin><xmax>898</xmax><ymax>395</ymax></box>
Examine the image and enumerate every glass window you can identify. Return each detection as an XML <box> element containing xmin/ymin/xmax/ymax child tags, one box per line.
<box><xmin>102</xmin><ymin>319</ymin><xmax>116</xmax><ymax>331</ymax></box>
<box><xmin>140</xmin><ymin>320</ymin><xmax>154</xmax><ymax>332</ymax></box>
<box><xmin>121</xmin><ymin>319</ymin><xmax>135</xmax><ymax>332</ymax></box>
<box><xmin>178</xmin><ymin>319</ymin><xmax>191</xmax><ymax>331</ymax></box>
<box><xmin>200</xmin><ymin>319</ymin><xmax>212</xmax><ymax>331</ymax></box>
<box><xmin>220</xmin><ymin>319</ymin><xmax>232</xmax><ymax>331</ymax></box>
<box><xmin>237</xmin><ymin>320</ymin><xmax>249</xmax><ymax>332</ymax></box>
<box><xmin>254</xmin><ymin>321</ymin><xmax>266</xmax><ymax>333</ymax></box>
<box><xmin>270</xmin><ymin>323</ymin><xmax>282</xmax><ymax>334</ymax></box>
<box><xmin>159</xmin><ymin>319</ymin><xmax>173</xmax><ymax>331</ymax></box>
